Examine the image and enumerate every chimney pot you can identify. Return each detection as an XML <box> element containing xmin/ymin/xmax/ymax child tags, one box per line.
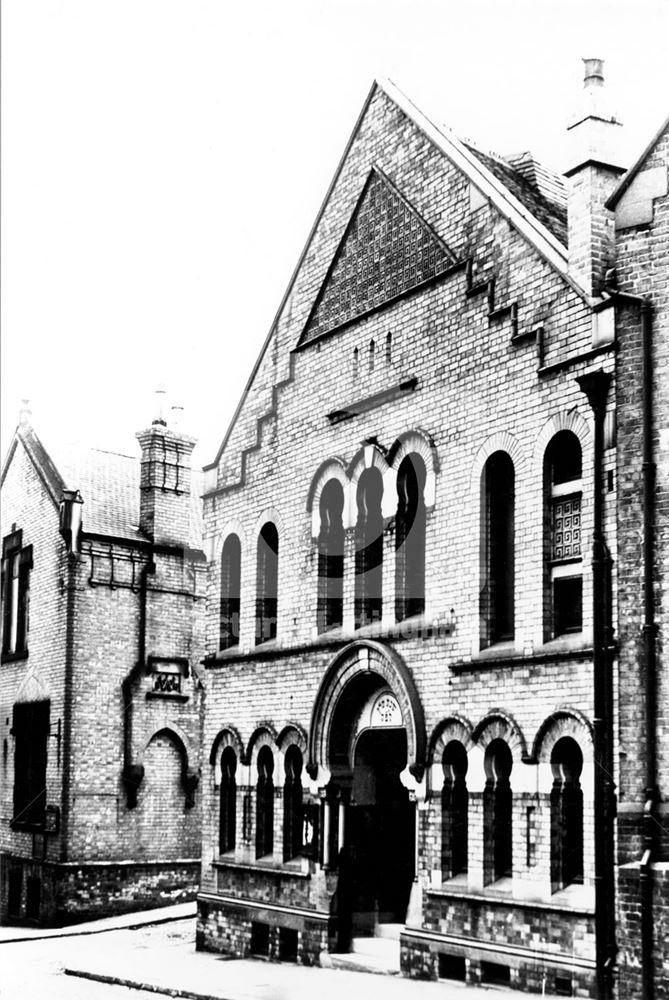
<box><xmin>583</xmin><ymin>58</ymin><xmax>604</xmax><ymax>88</ymax></box>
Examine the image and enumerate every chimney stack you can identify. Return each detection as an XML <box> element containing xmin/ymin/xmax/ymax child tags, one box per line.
<box><xmin>136</xmin><ymin>389</ymin><xmax>196</xmax><ymax>546</ymax></box>
<box><xmin>564</xmin><ymin>59</ymin><xmax>626</xmax><ymax>296</ymax></box>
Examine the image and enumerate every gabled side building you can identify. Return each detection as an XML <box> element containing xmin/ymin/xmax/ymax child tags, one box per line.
<box><xmin>0</xmin><ymin>405</ymin><xmax>206</xmax><ymax>925</ymax></box>
<box><xmin>196</xmin><ymin>62</ymin><xmax>668</xmax><ymax>998</ymax></box>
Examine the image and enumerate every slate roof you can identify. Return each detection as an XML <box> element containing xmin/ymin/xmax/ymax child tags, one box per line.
<box><xmin>4</xmin><ymin>424</ymin><xmax>203</xmax><ymax>547</ymax></box>
<box><xmin>463</xmin><ymin>142</ymin><xmax>568</xmax><ymax>246</ymax></box>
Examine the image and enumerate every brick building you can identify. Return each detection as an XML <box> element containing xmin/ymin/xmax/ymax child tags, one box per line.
<box><xmin>195</xmin><ymin>62</ymin><xmax>667</xmax><ymax>998</ymax></box>
<box><xmin>0</xmin><ymin>402</ymin><xmax>206</xmax><ymax>925</ymax></box>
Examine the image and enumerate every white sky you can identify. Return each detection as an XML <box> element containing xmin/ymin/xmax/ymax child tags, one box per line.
<box><xmin>2</xmin><ymin>0</ymin><xmax>668</xmax><ymax>467</ymax></box>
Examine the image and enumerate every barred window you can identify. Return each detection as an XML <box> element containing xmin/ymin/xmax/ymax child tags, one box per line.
<box><xmin>545</xmin><ymin>432</ymin><xmax>583</xmax><ymax>638</ymax></box>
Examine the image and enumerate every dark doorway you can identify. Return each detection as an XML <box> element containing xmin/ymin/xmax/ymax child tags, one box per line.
<box><xmin>343</xmin><ymin>728</ymin><xmax>414</xmax><ymax>935</ymax></box>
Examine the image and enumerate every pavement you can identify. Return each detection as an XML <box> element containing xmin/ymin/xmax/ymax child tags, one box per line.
<box><xmin>0</xmin><ymin>903</ymin><xmax>566</xmax><ymax>1000</ymax></box>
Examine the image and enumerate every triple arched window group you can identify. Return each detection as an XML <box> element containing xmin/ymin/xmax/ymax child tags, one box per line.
<box><xmin>219</xmin><ymin>428</ymin><xmax>583</xmax><ymax>651</ymax></box>
<box><xmin>440</xmin><ymin>734</ymin><xmax>584</xmax><ymax>892</ymax></box>
<box><xmin>218</xmin><ymin>743</ymin><xmax>305</xmax><ymax>864</ymax></box>
<box><xmin>317</xmin><ymin>453</ymin><xmax>427</xmax><ymax>633</ymax></box>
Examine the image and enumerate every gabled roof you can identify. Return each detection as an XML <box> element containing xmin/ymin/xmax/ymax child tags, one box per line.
<box><xmin>206</xmin><ymin>78</ymin><xmax>588</xmax><ymax>471</ymax></box>
<box><xmin>2</xmin><ymin>422</ymin><xmax>202</xmax><ymax>545</ymax></box>
<box><xmin>605</xmin><ymin>113</ymin><xmax>669</xmax><ymax>210</ymax></box>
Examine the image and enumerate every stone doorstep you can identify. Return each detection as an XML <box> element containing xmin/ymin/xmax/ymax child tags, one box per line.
<box><xmin>322</xmin><ymin>926</ymin><xmax>402</xmax><ymax>975</ymax></box>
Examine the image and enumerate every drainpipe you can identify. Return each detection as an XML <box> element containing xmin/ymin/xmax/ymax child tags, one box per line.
<box><xmin>60</xmin><ymin>552</ymin><xmax>77</xmax><ymax>860</ymax></box>
<box><xmin>639</xmin><ymin>299</ymin><xmax>657</xmax><ymax>1000</ymax></box>
<box><xmin>122</xmin><ymin>552</ymin><xmax>155</xmax><ymax>807</ymax></box>
<box><xmin>577</xmin><ymin>370</ymin><xmax>616</xmax><ymax>1000</ymax></box>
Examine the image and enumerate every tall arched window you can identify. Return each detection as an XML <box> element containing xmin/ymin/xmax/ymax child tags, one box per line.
<box><xmin>481</xmin><ymin>452</ymin><xmax>515</xmax><ymax>646</ymax></box>
<box><xmin>550</xmin><ymin>737</ymin><xmax>584</xmax><ymax>891</ymax></box>
<box><xmin>483</xmin><ymin>739</ymin><xmax>513</xmax><ymax>884</ymax></box>
<box><xmin>219</xmin><ymin>534</ymin><xmax>241</xmax><ymax>650</ymax></box>
<box><xmin>219</xmin><ymin>747</ymin><xmax>237</xmax><ymax>854</ymax></box>
<box><xmin>317</xmin><ymin>481</ymin><xmax>344</xmax><ymax>633</ymax></box>
<box><xmin>544</xmin><ymin>432</ymin><xmax>583</xmax><ymax>638</ymax></box>
<box><xmin>255</xmin><ymin>522</ymin><xmax>278</xmax><ymax>645</ymax></box>
<box><xmin>256</xmin><ymin>746</ymin><xmax>274</xmax><ymax>858</ymax></box>
<box><xmin>441</xmin><ymin>741</ymin><xmax>468</xmax><ymax>880</ymax></box>
<box><xmin>395</xmin><ymin>454</ymin><xmax>426</xmax><ymax>621</ymax></box>
<box><xmin>354</xmin><ymin>468</ymin><xmax>383</xmax><ymax>628</ymax></box>
<box><xmin>283</xmin><ymin>745</ymin><xmax>303</xmax><ymax>862</ymax></box>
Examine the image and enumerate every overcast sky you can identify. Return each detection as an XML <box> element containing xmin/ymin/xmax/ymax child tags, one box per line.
<box><xmin>2</xmin><ymin>0</ymin><xmax>668</xmax><ymax>467</ymax></box>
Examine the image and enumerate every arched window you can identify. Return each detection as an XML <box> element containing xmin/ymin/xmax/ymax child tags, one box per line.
<box><xmin>395</xmin><ymin>454</ymin><xmax>426</xmax><ymax>621</ymax></box>
<box><xmin>354</xmin><ymin>468</ymin><xmax>383</xmax><ymax>628</ymax></box>
<box><xmin>255</xmin><ymin>522</ymin><xmax>278</xmax><ymax>645</ymax></box>
<box><xmin>256</xmin><ymin>746</ymin><xmax>274</xmax><ymax>858</ymax></box>
<box><xmin>352</xmin><ymin>347</ymin><xmax>359</xmax><ymax>380</ymax></box>
<box><xmin>283</xmin><ymin>745</ymin><xmax>303</xmax><ymax>862</ymax></box>
<box><xmin>219</xmin><ymin>534</ymin><xmax>241</xmax><ymax>650</ymax></box>
<box><xmin>480</xmin><ymin>452</ymin><xmax>515</xmax><ymax>646</ymax></box>
<box><xmin>385</xmin><ymin>331</ymin><xmax>392</xmax><ymax>363</ymax></box>
<box><xmin>483</xmin><ymin>739</ymin><xmax>513</xmax><ymax>884</ymax></box>
<box><xmin>317</xmin><ymin>481</ymin><xmax>344</xmax><ymax>633</ymax></box>
<box><xmin>544</xmin><ymin>432</ymin><xmax>583</xmax><ymax>638</ymax></box>
<box><xmin>219</xmin><ymin>747</ymin><xmax>237</xmax><ymax>854</ymax></box>
<box><xmin>369</xmin><ymin>339</ymin><xmax>375</xmax><ymax>372</ymax></box>
<box><xmin>441</xmin><ymin>741</ymin><xmax>468</xmax><ymax>880</ymax></box>
<box><xmin>550</xmin><ymin>737</ymin><xmax>584</xmax><ymax>891</ymax></box>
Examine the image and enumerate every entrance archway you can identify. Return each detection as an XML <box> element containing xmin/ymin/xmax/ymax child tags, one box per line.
<box><xmin>308</xmin><ymin>641</ymin><xmax>426</xmax><ymax>948</ymax></box>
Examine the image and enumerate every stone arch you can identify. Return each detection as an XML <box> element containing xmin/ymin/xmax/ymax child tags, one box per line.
<box><xmin>209</xmin><ymin>725</ymin><xmax>245</xmax><ymax>785</ymax></box>
<box><xmin>306</xmin><ymin>458</ymin><xmax>352</xmax><ymax>535</ymax></box>
<box><xmin>252</xmin><ymin>507</ymin><xmax>284</xmax><ymax>538</ymax></box>
<box><xmin>530</xmin><ymin>709</ymin><xmax>594</xmax><ymax>764</ymax></box>
<box><xmin>212</xmin><ymin>519</ymin><xmax>247</xmax><ymax>562</ymax></box>
<box><xmin>472</xmin><ymin>710</ymin><xmax>529</xmax><ymax>764</ymax></box>
<box><xmin>469</xmin><ymin>431</ymin><xmax>525</xmax><ymax>497</ymax></box>
<box><xmin>246</xmin><ymin>723</ymin><xmax>279</xmax><ymax>770</ymax></box>
<box><xmin>533</xmin><ymin>410</ymin><xmax>591</xmax><ymax>476</ymax></box>
<box><xmin>348</xmin><ymin>442</ymin><xmax>397</xmax><ymax>519</ymax></box>
<box><xmin>277</xmin><ymin>723</ymin><xmax>308</xmax><ymax>753</ymax></box>
<box><xmin>307</xmin><ymin>639</ymin><xmax>426</xmax><ymax>781</ymax></box>
<box><xmin>427</xmin><ymin>714</ymin><xmax>474</xmax><ymax>763</ymax></box>
<box><xmin>387</xmin><ymin>428</ymin><xmax>439</xmax><ymax>508</ymax></box>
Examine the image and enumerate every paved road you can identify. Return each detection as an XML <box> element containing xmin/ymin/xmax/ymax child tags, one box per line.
<box><xmin>0</xmin><ymin>909</ymin><xmax>564</xmax><ymax>1000</ymax></box>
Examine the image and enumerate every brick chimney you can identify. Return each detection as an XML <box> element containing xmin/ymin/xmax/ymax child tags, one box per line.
<box><xmin>136</xmin><ymin>390</ymin><xmax>197</xmax><ymax>546</ymax></box>
<box><xmin>564</xmin><ymin>59</ymin><xmax>626</xmax><ymax>296</ymax></box>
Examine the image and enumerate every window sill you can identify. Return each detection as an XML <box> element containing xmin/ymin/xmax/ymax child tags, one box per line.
<box><xmin>10</xmin><ymin>819</ymin><xmax>45</xmax><ymax>833</ymax></box>
<box><xmin>536</xmin><ymin>634</ymin><xmax>590</xmax><ymax>656</ymax></box>
<box><xmin>1</xmin><ymin>650</ymin><xmax>29</xmax><ymax>664</ymax></box>
<box><xmin>427</xmin><ymin>880</ymin><xmax>594</xmax><ymax>915</ymax></box>
<box><xmin>473</xmin><ymin>640</ymin><xmax>517</xmax><ymax>661</ymax></box>
<box><xmin>213</xmin><ymin>856</ymin><xmax>310</xmax><ymax>879</ymax></box>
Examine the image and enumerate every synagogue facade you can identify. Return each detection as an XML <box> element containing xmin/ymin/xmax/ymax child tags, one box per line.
<box><xmin>195</xmin><ymin>63</ymin><xmax>668</xmax><ymax>997</ymax></box>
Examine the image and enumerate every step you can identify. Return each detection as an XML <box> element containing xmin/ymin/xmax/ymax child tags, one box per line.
<box><xmin>321</xmin><ymin>948</ymin><xmax>400</xmax><ymax>976</ymax></box>
<box><xmin>373</xmin><ymin>922</ymin><xmax>402</xmax><ymax>940</ymax></box>
<box><xmin>351</xmin><ymin>936</ymin><xmax>400</xmax><ymax>959</ymax></box>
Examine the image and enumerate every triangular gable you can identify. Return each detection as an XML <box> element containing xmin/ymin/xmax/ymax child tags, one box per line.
<box><xmin>299</xmin><ymin>167</ymin><xmax>456</xmax><ymax>346</ymax></box>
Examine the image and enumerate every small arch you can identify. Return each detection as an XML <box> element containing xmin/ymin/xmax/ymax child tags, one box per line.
<box><xmin>385</xmin><ymin>331</ymin><xmax>392</xmax><ymax>363</ymax></box>
<box><xmin>387</xmin><ymin>428</ymin><xmax>440</xmax><ymax>505</ymax></box>
<box><xmin>348</xmin><ymin>442</ymin><xmax>396</xmax><ymax>520</ymax></box>
<box><xmin>368</xmin><ymin>338</ymin><xmax>375</xmax><ymax>372</ymax></box>
<box><xmin>428</xmin><ymin>715</ymin><xmax>474</xmax><ymax>764</ymax></box>
<box><xmin>140</xmin><ymin>724</ymin><xmax>199</xmax><ymax>809</ymax></box>
<box><xmin>277</xmin><ymin>723</ymin><xmax>308</xmax><ymax>753</ymax></box>
<box><xmin>210</xmin><ymin>725</ymin><xmax>245</xmax><ymax>771</ymax></box>
<box><xmin>533</xmin><ymin>410</ymin><xmax>590</xmax><ymax>473</ymax></box>
<box><xmin>469</xmin><ymin>430</ymin><xmax>525</xmax><ymax>497</ymax></box>
<box><xmin>246</xmin><ymin>723</ymin><xmax>279</xmax><ymax>766</ymax></box>
<box><xmin>530</xmin><ymin>709</ymin><xmax>594</xmax><ymax>764</ymax></box>
<box><xmin>472</xmin><ymin>710</ymin><xmax>529</xmax><ymax>763</ymax></box>
<box><xmin>306</xmin><ymin>458</ymin><xmax>350</xmax><ymax>533</ymax></box>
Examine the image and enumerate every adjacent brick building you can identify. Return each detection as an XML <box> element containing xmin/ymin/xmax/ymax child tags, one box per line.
<box><xmin>0</xmin><ymin>402</ymin><xmax>206</xmax><ymax>925</ymax></box>
<box><xmin>195</xmin><ymin>62</ymin><xmax>667</xmax><ymax>997</ymax></box>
